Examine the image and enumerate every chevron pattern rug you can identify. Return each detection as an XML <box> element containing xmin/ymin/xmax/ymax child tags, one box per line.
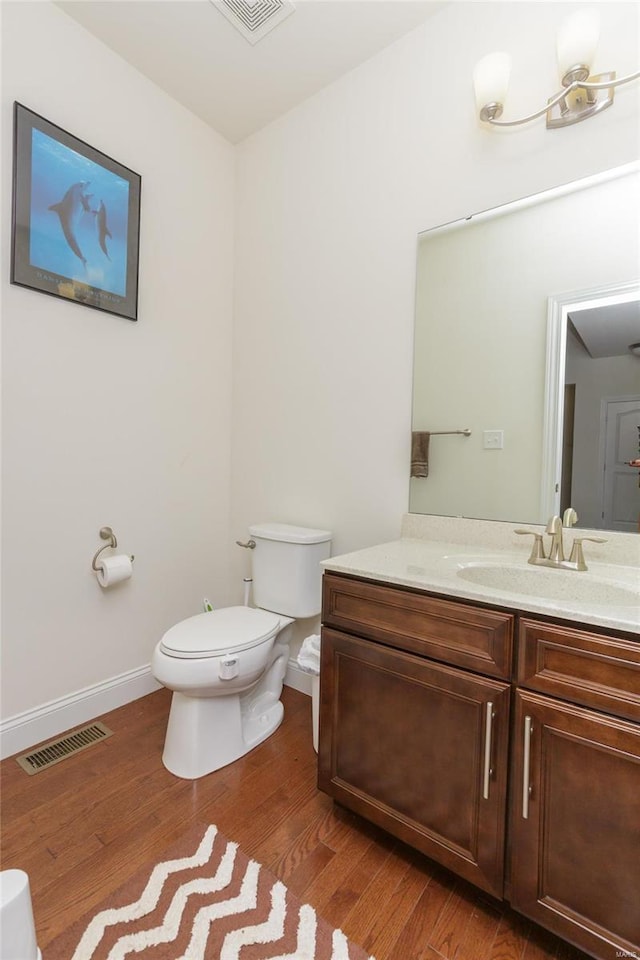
<box><xmin>47</xmin><ymin>824</ymin><xmax>376</xmax><ymax>959</ymax></box>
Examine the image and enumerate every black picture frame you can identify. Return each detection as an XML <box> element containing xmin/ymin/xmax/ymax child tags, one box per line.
<box><xmin>11</xmin><ymin>102</ymin><xmax>141</xmax><ymax>321</ymax></box>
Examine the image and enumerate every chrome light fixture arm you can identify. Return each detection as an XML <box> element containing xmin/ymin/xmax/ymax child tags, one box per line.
<box><xmin>481</xmin><ymin>69</ymin><xmax>640</xmax><ymax>127</ymax></box>
<box><xmin>580</xmin><ymin>68</ymin><xmax>640</xmax><ymax>90</ymax></box>
<box><xmin>480</xmin><ymin>85</ymin><xmax>575</xmax><ymax>125</ymax></box>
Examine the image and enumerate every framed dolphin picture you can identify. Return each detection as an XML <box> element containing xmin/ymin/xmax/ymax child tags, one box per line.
<box><xmin>11</xmin><ymin>103</ymin><xmax>141</xmax><ymax>321</ymax></box>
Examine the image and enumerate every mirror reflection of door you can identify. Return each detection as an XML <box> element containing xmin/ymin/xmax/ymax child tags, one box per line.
<box><xmin>562</xmin><ymin>301</ymin><xmax>640</xmax><ymax>531</ymax></box>
<box><xmin>601</xmin><ymin>397</ymin><xmax>640</xmax><ymax>532</ymax></box>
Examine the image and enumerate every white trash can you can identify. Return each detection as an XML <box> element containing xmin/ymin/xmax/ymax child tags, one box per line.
<box><xmin>297</xmin><ymin>634</ymin><xmax>321</xmax><ymax>752</ymax></box>
<box><xmin>0</xmin><ymin>870</ymin><xmax>41</xmax><ymax>960</ymax></box>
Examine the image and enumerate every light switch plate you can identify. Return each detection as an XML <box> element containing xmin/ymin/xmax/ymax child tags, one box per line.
<box><xmin>483</xmin><ymin>430</ymin><xmax>504</xmax><ymax>450</ymax></box>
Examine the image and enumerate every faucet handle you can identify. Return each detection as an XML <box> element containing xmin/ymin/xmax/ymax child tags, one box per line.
<box><xmin>568</xmin><ymin>536</ymin><xmax>607</xmax><ymax>571</ymax></box>
<box><xmin>515</xmin><ymin>529</ymin><xmax>546</xmax><ymax>563</ymax></box>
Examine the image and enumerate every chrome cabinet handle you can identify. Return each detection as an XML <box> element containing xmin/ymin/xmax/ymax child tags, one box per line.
<box><xmin>482</xmin><ymin>701</ymin><xmax>495</xmax><ymax>800</ymax></box>
<box><xmin>522</xmin><ymin>715</ymin><xmax>533</xmax><ymax>819</ymax></box>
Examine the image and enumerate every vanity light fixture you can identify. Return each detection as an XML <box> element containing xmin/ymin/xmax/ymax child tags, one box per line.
<box><xmin>474</xmin><ymin>9</ymin><xmax>640</xmax><ymax>129</ymax></box>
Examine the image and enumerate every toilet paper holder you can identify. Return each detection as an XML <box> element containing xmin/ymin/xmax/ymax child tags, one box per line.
<box><xmin>91</xmin><ymin>526</ymin><xmax>134</xmax><ymax>571</ymax></box>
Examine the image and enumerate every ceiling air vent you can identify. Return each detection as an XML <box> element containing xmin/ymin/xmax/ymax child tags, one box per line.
<box><xmin>16</xmin><ymin>722</ymin><xmax>113</xmax><ymax>775</ymax></box>
<box><xmin>211</xmin><ymin>0</ymin><xmax>296</xmax><ymax>45</ymax></box>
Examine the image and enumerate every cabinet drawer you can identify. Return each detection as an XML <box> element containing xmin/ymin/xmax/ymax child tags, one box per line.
<box><xmin>322</xmin><ymin>573</ymin><xmax>513</xmax><ymax>679</ymax></box>
<box><xmin>518</xmin><ymin>619</ymin><xmax>640</xmax><ymax>722</ymax></box>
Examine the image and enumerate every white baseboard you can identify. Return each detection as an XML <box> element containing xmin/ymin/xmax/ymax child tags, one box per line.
<box><xmin>284</xmin><ymin>658</ymin><xmax>314</xmax><ymax>697</ymax></box>
<box><xmin>2</xmin><ymin>660</ymin><xmax>311</xmax><ymax>761</ymax></box>
<box><xmin>0</xmin><ymin>665</ymin><xmax>161</xmax><ymax>760</ymax></box>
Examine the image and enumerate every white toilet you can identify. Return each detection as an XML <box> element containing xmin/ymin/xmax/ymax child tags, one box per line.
<box><xmin>152</xmin><ymin>522</ymin><xmax>331</xmax><ymax>779</ymax></box>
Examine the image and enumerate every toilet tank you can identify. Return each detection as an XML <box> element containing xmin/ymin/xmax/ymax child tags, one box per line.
<box><xmin>248</xmin><ymin>523</ymin><xmax>332</xmax><ymax>618</ymax></box>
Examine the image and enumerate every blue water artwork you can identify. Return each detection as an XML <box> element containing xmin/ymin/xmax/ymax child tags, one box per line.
<box><xmin>29</xmin><ymin>128</ymin><xmax>129</xmax><ymax>297</ymax></box>
<box><xmin>12</xmin><ymin>103</ymin><xmax>140</xmax><ymax>320</ymax></box>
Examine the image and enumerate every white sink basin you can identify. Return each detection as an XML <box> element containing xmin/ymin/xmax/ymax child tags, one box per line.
<box><xmin>456</xmin><ymin>562</ymin><xmax>639</xmax><ymax>607</ymax></box>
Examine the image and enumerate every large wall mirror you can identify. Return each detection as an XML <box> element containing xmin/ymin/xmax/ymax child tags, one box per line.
<box><xmin>410</xmin><ymin>164</ymin><xmax>639</xmax><ymax>533</ymax></box>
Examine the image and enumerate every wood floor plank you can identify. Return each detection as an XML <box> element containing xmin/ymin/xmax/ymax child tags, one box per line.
<box><xmin>340</xmin><ymin>846</ymin><xmax>415</xmax><ymax>950</ymax></box>
<box><xmin>303</xmin><ymin>811</ymin><xmax>399</xmax><ymax>917</ymax></box>
<box><xmin>386</xmin><ymin>870</ymin><xmax>456</xmax><ymax>960</ymax></box>
<box><xmin>366</xmin><ymin>858</ymin><xmax>433</xmax><ymax>958</ymax></box>
<box><xmin>0</xmin><ymin>687</ymin><xmax>591</xmax><ymax>959</ymax></box>
<box><xmin>523</xmin><ymin>924</ymin><xmax>577</xmax><ymax>960</ymax></box>
<box><xmin>487</xmin><ymin>910</ymin><xmax>531</xmax><ymax>960</ymax></box>
<box><xmin>317</xmin><ymin>835</ymin><xmax>398</xmax><ymax>931</ymax></box>
<box><xmin>280</xmin><ymin>840</ymin><xmax>337</xmax><ymax>898</ymax></box>
<box><xmin>260</xmin><ymin>790</ymin><xmax>337</xmax><ymax>875</ymax></box>
<box><xmin>455</xmin><ymin>895</ymin><xmax>503</xmax><ymax>960</ymax></box>
<box><xmin>426</xmin><ymin>877</ymin><xmax>475</xmax><ymax>959</ymax></box>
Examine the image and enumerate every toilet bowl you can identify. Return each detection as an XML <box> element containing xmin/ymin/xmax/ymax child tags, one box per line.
<box><xmin>0</xmin><ymin>870</ymin><xmax>41</xmax><ymax>960</ymax></box>
<box><xmin>152</xmin><ymin>606</ymin><xmax>294</xmax><ymax>778</ymax></box>
<box><xmin>152</xmin><ymin>522</ymin><xmax>332</xmax><ymax>779</ymax></box>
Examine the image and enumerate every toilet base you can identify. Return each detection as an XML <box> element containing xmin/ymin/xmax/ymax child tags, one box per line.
<box><xmin>162</xmin><ymin>689</ymin><xmax>284</xmax><ymax>779</ymax></box>
<box><xmin>161</xmin><ymin>640</ymin><xmax>290</xmax><ymax>779</ymax></box>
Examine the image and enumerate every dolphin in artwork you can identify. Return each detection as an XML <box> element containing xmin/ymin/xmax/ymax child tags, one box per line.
<box><xmin>48</xmin><ymin>181</ymin><xmax>91</xmax><ymax>264</ymax></box>
<box><xmin>94</xmin><ymin>200</ymin><xmax>112</xmax><ymax>260</ymax></box>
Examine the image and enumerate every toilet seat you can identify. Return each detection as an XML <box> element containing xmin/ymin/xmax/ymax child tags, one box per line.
<box><xmin>160</xmin><ymin>606</ymin><xmax>280</xmax><ymax>659</ymax></box>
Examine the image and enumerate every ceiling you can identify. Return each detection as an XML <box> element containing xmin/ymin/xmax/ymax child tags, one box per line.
<box><xmin>570</xmin><ymin>300</ymin><xmax>640</xmax><ymax>359</ymax></box>
<box><xmin>56</xmin><ymin>0</ymin><xmax>446</xmax><ymax>143</ymax></box>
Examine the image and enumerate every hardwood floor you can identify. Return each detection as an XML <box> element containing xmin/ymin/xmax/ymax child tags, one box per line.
<box><xmin>0</xmin><ymin>686</ymin><xmax>590</xmax><ymax>960</ymax></box>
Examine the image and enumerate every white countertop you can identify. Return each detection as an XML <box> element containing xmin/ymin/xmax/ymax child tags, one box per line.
<box><xmin>322</xmin><ymin>536</ymin><xmax>640</xmax><ymax>636</ymax></box>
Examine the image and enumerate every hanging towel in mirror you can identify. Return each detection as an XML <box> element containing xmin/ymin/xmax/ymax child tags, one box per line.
<box><xmin>411</xmin><ymin>431</ymin><xmax>430</xmax><ymax>478</ymax></box>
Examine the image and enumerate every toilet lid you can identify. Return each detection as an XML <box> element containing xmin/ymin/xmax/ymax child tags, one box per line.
<box><xmin>160</xmin><ymin>606</ymin><xmax>281</xmax><ymax>659</ymax></box>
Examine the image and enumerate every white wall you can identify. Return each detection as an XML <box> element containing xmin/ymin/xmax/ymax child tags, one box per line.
<box><xmin>231</xmin><ymin>1</ymin><xmax>639</xmax><ymax>584</ymax></box>
<box><xmin>0</xmin><ymin>2</ymin><xmax>236</xmax><ymax>732</ymax></box>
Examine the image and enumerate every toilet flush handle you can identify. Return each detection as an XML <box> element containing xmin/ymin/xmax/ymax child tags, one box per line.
<box><xmin>236</xmin><ymin>539</ymin><xmax>256</xmax><ymax>549</ymax></box>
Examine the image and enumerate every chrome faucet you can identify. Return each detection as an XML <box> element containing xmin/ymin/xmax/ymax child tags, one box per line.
<box><xmin>515</xmin><ymin>508</ymin><xmax>607</xmax><ymax>571</ymax></box>
<box><xmin>545</xmin><ymin>515</ymin><xmax>565</xmax><ymax>563</ymax></box>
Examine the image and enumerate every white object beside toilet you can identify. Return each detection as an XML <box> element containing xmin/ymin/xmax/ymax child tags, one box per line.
<box><xmin>0</xmin><ymin>870</ymin><xmax>41</xmax><ymax>960</ymax></box>
<box><xmin>152</xmin><ymin>522</ymin><xmax>331</xmax><ymax>779</ymax></box>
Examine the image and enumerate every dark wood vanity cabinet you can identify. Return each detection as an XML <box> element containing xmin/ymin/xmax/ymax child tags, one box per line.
<box><xmin>318</xmin><ymin>626</ymin><xmax>511</xmax><ymax>897</ymax></box>
<box><xmin>318</xmin><ymin>572</ymin><xmax>640</xmax><ymax>960</ymax></box>
<box><xmin>318</xmin><ymin>574</ymin><xmax>514</xmax><ymax>898</ymax></box>
<box><xmin>510</xmin><ymin>619</ymin><xmax>640</xmax><ymax>959</ymax></box>
<box><xmin>510</xmin><ymin>690</ymin><xmax>640</xmax><ymax>958</ymax></box>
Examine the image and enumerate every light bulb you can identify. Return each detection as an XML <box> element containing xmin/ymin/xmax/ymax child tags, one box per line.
<box><xmin>557</xmin><ymin>9</ymin><xmax>600</xmax><ymax>78</ymax></box>
<box><xmin>473</xmin><ymin>52</ymin><xmax>512</xmax><ymax>118</ymax></box>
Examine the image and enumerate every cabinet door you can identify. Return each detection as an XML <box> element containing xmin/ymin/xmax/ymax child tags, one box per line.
<box><xmin>317</xmin><ymin>627</ymin><xmax>510</xmax><ymax>897</ymax></box>
<box><xmin>511</xmin><ymin>690</ymin><xmax>640</xmax><ymax>959</ymax></box>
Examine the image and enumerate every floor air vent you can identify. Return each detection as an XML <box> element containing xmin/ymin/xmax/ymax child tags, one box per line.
<box><xmin>16</xmin><ymin>721</ymin><xmax>113</xmax><ymax>775</ymax></box>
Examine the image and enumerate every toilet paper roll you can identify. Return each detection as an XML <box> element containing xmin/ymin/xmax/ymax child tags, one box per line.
<box><xmin>96</xmin><ymin>554</ymin><xmax>133</xmax><ymax>588</ymax></box>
